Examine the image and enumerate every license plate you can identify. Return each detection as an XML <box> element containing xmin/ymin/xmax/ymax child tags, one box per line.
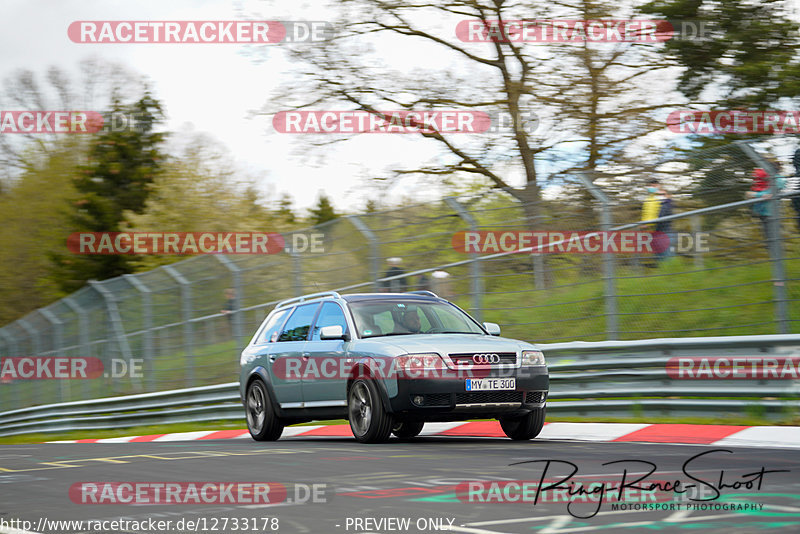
<box><xmin>466</xmin><ymin>378</ymin><xmax>516</xmax><ymax>391</ymax></box>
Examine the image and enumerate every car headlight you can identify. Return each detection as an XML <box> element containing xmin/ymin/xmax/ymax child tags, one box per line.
<box><xmin>396</xmin><ymin>353</ymin><xmax>446</xmax><ymax>371</ymax></box>
<box><xmin>521</xmin><ymin>350</ymin><xmax>546</xmax><ymax>366</ymax></box>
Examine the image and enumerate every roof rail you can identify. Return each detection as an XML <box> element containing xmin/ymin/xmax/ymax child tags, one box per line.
<box><xmin>276</xmin><ymin>291</ymin><xmax>342</xmax><ymax>309</ymax></box>
<box><xmin>406</xmin><ymin>290</ymin><xmax>439</xmax><ymax>298</ymax></box>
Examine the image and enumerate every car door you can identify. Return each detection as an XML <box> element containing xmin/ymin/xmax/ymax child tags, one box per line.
<box><xmin>302</xmin><ymin>301</ymin><xmax>351</xmax><ymax>405</ymax></box>
<box><xmin>268</xmin><ymin>302</ymin><xmax>320</xmax><ymax>408</ymax></box>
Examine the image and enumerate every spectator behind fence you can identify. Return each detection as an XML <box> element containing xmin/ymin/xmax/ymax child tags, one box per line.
<box><xmin>221</xmin><ymin>288</ymin><xmax>236</xmax><ymax>336</ymax></box>
<box><xmin>380</xmin><ymin>257</ymin><xmax>407</xmax><ymax>292</ymax></box>
<box><xmin>431</xmin><ymin>270</ymin><xmax>452</xmax><ymax>300</ymax></box>
<box><xmin>746</xmin><ymin>168</ymin><xmax>784</xmax><ymax>239</ymax></box>
<box><xmin>789</xmin><ymin>148</ymin><xmax>800</xmax><ymax>231</ymax></box>
<box><xmin>642</xmin><ymin>179</ymin><xmax>661</xmax><ymax>229</ymax></box>
<box><xmin>642</xmin><ymin>179</ymin><xmax>672</xmax><ymax>265</ymax></box>
<box><xmin>654</xmin><ymin>182</ymin><xmax>674</xmax><ymax>262</ymax></box>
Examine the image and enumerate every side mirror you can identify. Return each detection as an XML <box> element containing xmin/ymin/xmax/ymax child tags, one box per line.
<box><xmin>483</xmin><ymin>322</ymin><xmax>501</xmax><ymax>336</ymax></box>
<box><xmin>320</xmin><ymin>325</ymin><xmax>348</xmax><ymax>340</ymax></box>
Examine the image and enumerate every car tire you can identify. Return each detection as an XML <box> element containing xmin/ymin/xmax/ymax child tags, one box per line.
<box><xmin>392</xmin><ymin>421</ymin><xmax>424</xmax><ymax>439</ymax></box>
<box><xmin>348</xmin><ymin>378</ymin><xmax>393</xmax><ymax>443</ymax></box>
<box><xmin>499</xmin><ymin>407</ymin><xmax>546</xmax><ymax>440</ymax></box>
<box><xmin>245</xmin><ymin>379</ymin><xmax>284</xmax><ymax>441</ymax></box>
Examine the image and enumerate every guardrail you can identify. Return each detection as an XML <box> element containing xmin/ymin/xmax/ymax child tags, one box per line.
<box><xmin>1</xmin><ymin>334</ymin><xmax>798</xmax><ymax>437</ymax></box>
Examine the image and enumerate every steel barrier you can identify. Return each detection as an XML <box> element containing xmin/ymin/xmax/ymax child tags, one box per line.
<box><xmin>1</xmin><ymin>335</ymin><xmax>798</xmax><ymax>437</ymax></box>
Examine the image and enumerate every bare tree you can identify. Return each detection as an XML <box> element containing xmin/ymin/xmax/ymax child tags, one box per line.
<box><xmin>252</xmin><ymin>0</ymin><xmax>689</xmax><ymax>281</ymax></box>
<box><xmin>0</xmin><ymin>58</ymin><xmax>146</xmax><ymax>178</ymax></box>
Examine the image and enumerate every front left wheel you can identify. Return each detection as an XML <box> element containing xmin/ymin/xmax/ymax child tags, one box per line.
<box><xmin>392</xmin><ymin>421</ymin><xmax>424</xmax><ymax>439</ymax></box>
<box><xmin>245</xmin><ymin>379</ymin><xmax>284</xmax><ymax>441</ymax></box>
<box><xmin>499</xmin><ymin>407</ymin><xmax>546</xmax><ymax>440</ymax></box>
<box><xmin>348</xmin><ymin>379</ymin><xmax>393</xmax><ymax>443</ymax></box>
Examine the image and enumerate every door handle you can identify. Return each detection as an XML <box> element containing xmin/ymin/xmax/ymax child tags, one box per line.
<box><xmin>302</xmin><ymin>352</ymin><xmax>310</xmax><ymax>360</ymax></box>
<box><xmin>269</xmin><ymin>355</ymin><xmax>277</xmax><ymax>362</ymax></box>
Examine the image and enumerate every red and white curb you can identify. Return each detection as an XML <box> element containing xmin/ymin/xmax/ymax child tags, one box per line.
<box><xmin>48</xmin><ymin>422</ymin><xmax>800</xmax><ymax>449</ymax></box>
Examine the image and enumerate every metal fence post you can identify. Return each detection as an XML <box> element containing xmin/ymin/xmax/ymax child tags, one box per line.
<box><xmin>163</xmin><ymin>265</ymin><xmax>195</xmax><ymax>386</ymax></box>
<box><xmin>577</xmin><ymin>174</ymin><xmax>618</xmax><ymax>340</ymax></box>
<box><xmin>215</xmin><ymin>255</ymin><xmax>245</xmax><ymax>361</ymax></box>
<box><xmin>18</xmin><ymin>319</ymin><xmax>40</xmax><ymax>356</ymax></box>
<box><xmin>349</xmin><ymin>216</ymin><xmax>381</xmax><ymax>291</ymax></box>
<box><xmin>63</xmin><ymin>296</ymin><xmax>91</xmax><ymax>399</ymax></box>
<box><xmin>89</xmin><ymin>280</ymin><xmax>137</xmax><ymax>391</ymax></box>
<box><xmin>122</xmin><ymin>274</ymin><xmax>155</xmax><ymax>391</ymax></box>
<box><xmin>691</xmin><ymin>215</ymin><xmax>704</xmax><ymax>269</ymax></box>
<box><xmin>0</xmin><ymin>328</ymin><xmax>13</xmax><ymax>409</ymax></box>
<box><xmin>16</xmin><ymin>320</ymin><xmax>38</xmax><ymax>407</ymax></box>
<box><xmin>736</xmin><ymin>141</ymin><xmax>789</xmax><ymax>333</ymax></box>
<box><xmin>289</xmin><ymin>251</ymin><xmax>303</xmax><ymax>297</ymax></box>
<box><xmin>39</xmin><ymin>308</ymin><xmax>68</xmax><ymax>402</ymax></box>
<box><xmin>445</xmin><ymin>197</ymin><xmax>484</xmax><ymax>321</ymax></box>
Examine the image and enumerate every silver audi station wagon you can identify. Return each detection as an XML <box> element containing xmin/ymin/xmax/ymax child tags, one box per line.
<box><xmin>239</xmin><ymin>291</ymin><xmax>549</xmax><ymax>443</ymax></box>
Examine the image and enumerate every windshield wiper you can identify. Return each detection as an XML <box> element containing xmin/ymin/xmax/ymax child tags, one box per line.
<box><xmin>379</xmin><ymin>332</ymin><xmax>419</xmax><ymax>336</ymax></box>
<box><xmin>430</xmin><ymin>330</ymin><xmax>482</xmax><ymax>334</ymax></box>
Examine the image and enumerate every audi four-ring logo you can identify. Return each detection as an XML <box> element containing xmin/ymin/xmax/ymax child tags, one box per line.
<box><xmin>473</xmin><ymin>353</ymin><xmax>501</xmax><ymax>364</ymax></box>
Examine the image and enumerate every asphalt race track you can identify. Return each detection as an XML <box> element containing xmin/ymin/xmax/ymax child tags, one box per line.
<box><xmin>1</xmin><ymin>435</ymin><xmax>799</xmax><ymax>534</ymax></box>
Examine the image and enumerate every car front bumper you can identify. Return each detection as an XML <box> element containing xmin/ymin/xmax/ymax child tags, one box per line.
<box><xmin>386</xmin><ymin>367</ymin><xmax>549</xmax><ymax>419</ymax></box>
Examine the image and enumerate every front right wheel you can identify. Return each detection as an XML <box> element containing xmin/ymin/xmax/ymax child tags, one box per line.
<box><xmin>348</xmin><ymin>378</ymin><xmax>393</xmax><ymax>443</ymax></box>
<box><xmin>499</xmin><ymin>407</ymin><xmax>546</xmax><ymax>440</ymax></box>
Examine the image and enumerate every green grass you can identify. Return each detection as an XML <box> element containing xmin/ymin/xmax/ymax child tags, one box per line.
<box><xmin>477</xmin><ymin>255</ymin><xmax>800</xmax><ymax>343</ymax></box>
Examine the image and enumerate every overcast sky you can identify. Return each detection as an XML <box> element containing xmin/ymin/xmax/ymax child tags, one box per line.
<box><xmin>3</xmin><ymin>0</ymin><xmax>800</xmax><ymax>212</ymax></box>
<box><xmin>0</xmin><ymin>0</ymin><xmax>460</xmax><ymax>212</ymax></box>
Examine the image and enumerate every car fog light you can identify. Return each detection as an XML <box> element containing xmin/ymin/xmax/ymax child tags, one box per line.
<box><xmin>413</xmin><ymin>395</ymin><xmax>424</xmax><ymax>406</ymax></box>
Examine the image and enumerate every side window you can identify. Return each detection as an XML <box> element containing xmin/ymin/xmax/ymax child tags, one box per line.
<box><xmin>277</xmin><ymin>303</ymin><xmax>319</xmax><ymax>342</ymax></box>
<box><xmin>311</xmin><ymin>302</ymin><xmax>349</xmax><ymax>340</ymax></box>
<box><xmin>255</xmin><ymin>308</ymin><xmax>291</xmax><ymax>344</ymax></box>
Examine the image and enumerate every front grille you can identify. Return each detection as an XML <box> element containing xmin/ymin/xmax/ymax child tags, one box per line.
<box><xmin>455</xmin><ymin>391</ymin><xmax>524</xmax><ymax>405</ymax></box>
<box><xmin>449</xmin><ymin>352</ymin><xmax>517</xmax><ymax>366</ymax></box>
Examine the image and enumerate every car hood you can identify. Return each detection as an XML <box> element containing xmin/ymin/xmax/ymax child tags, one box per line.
<box><xmin>364</xmin><ymin>333</ymin><xmax>534</xmax><ymax>355</ymax></box>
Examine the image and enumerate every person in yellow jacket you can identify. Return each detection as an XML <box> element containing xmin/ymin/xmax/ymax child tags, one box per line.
<box><xmin>642</xmin><ymin>179</ymin><xmax>661</xmax><ymax>229</ymax></box>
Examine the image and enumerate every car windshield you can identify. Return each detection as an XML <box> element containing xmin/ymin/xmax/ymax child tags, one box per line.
<box><xmin>349</xmin><ymin>299</ymin><xmax>485</xmax><ymax>338</ymax></box>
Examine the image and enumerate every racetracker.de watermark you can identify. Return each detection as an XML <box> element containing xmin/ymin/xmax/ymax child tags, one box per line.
<box><xmin>452</xmin><ymin>231</ymin><xmax>710</xmax><ymax>254</ymax></box>
<box><xmin>67</xmin><ymin>232</ymin><xmax>326</xmax><ymax>255</ymax></box>
<box><xmin>456</xmin><ymin>19</ymin><xmax>670</xmax><ymax>43</ymax></box>
<box><xmin>72</xmin><ymin>482</ymin><xmax>280</xmax><ymax>504</ymax></box>
<box><xmin>270</xmin><ymin>355</ymin><xmax>544</xmax><ymax>381</ymax></box>
<box><xmin>0</xmin><ymin>111</ymin><xmax>104</xmax><ymax>134</ymax></box>
<box><xmin>273</xmin><ymin>110</ymin><xmax>492</xmax><ymax>134</ymax></box>
<box><xmin>667</xmin><ymin>110</ymin><xmax>800</xmax><ymax>134</ymax></box>
<box><xmin>0</xmin><ymin>357</ymin><xmax>142</xmax><ymax>380</ymax></box>
<box><xmin>68</xmin><ymin>21</ymin><xmax>333</xmax><ymax>43</ymax></box>
<box><xmin>667</xmin><ymin>356</ymin><xmax>800</xmax><ymax>379</ymax></box>
<box><xmin>456</xmin><ymin>19</ymin><xmax>713</xmax><ymax>43</ymax></box>
<box><xmin>69</xmin><ymin>482</ymin><xmax>328</xmax><ymax>505</ymax></box>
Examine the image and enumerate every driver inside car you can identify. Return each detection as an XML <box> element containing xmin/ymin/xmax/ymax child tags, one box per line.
<box><xmin>397</xmin><ymin>309</ymin><xmax>422</xmax><ymax>334</ymax></box>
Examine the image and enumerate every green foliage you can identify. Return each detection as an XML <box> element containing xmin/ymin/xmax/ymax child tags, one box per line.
<box><xmin>277</xmin><ymin>192</ymin><xmax>296</xmax><ymax>225</ymax></box>
<box><xmin>122</xmin><ymin>135</ymin><xmax>277</xmax><ymax>271</ymax></box>
<box><xmin>51</xmin><ymin>93</ymin><xmax>167</xmax><ymax>291</ymax></box>
<box><xmin>0</xmin><ymin>149</ymin><xmax>80</xmax><ymax>324</ymax></box>
<box><xmin>642</xmin><ymin>0</ymin><xmax>800</xmax><ymax>106</ymax></box>
<box><xmin>308</xmin><ymin>192</ymin><xmax>337</xmax><ymax>225</ymax></box>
